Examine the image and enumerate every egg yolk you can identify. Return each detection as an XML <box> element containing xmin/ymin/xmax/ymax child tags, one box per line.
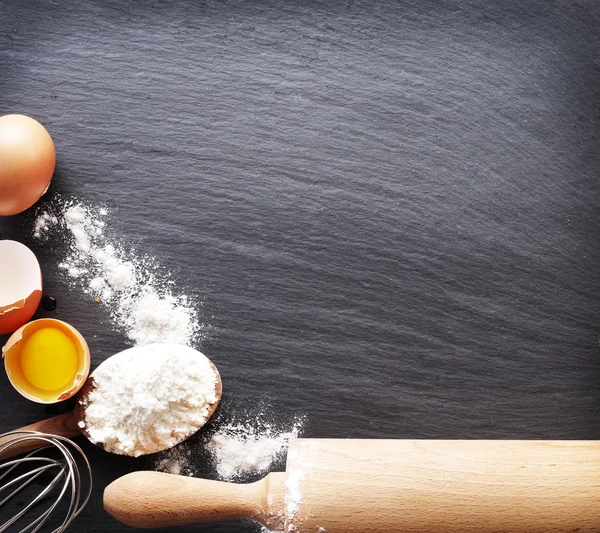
<box><xmin>20</xmin><ymin>328</ymin><xmax>78</xmax><ymax>391</ymax></box>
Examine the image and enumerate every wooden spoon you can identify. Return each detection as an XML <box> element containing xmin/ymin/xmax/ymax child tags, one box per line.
<box><xmin>0</xmin><ymin>345</ymin><xmax>222</xmax><ymax>459</ymax></box>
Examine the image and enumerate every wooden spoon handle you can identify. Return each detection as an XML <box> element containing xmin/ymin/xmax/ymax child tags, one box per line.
<box><xmin>104</xmin><ymin>471</ymin><xmax>286</xmax><ymax>529</ymax></box>
<box><xmin>0</xmin><ymin>412</ymin><xmax>81</xmax><ymax>459</ymax></box>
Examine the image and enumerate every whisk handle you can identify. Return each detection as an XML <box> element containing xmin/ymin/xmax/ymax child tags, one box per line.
<box><xmin>0</xmin><ymin>412</ymin><xmax>81</xmax><ymax>458</ymax></box>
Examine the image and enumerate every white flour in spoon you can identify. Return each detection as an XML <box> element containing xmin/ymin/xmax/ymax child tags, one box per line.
<box><xmin>82</xmin><ymin>343</ymin><xmax>218</xmax><ymax>456</ymax></box>
<box><xmin>33</xmin><ymin>199</ymin><xmax>202</xmax><ymax>346</ymax></box>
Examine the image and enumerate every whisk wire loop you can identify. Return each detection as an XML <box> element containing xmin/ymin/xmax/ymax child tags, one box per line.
<box><xmin>0</xmin><ymin>431</ymin><xmax>92</xmax><ymax>533</ymax></box>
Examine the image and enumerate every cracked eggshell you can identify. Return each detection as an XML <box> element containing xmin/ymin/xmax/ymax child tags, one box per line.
<box><xmin>0</xmin><ymin>241</ymin><xmax>42</xmax><ymax>335</ymax></box>
<box><xmin>3</xmin><ymin>318</ymin><xmax>91</xmax><ymax>403</ymax></box>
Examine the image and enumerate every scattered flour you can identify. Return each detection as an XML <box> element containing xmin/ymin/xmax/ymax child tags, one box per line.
<box><xmin>207</xmin><ymin>418</ymin><xmax>302</xmax><ymax>481</ymax></box>
<box><xmin>155</xmin><ymin>445</ymin><xmax>194</xmax><ymax>476</ymax></box>
<box><xmin>82</xmin><ymin>343</ymin><xmax>218</xmax><ymax>457</ymax></box>
<box><xmin>127</xmin><ymin>290</ymin><xmax>195</xmax><ymax>345</ymax></box>
<box><xmin>285</xmin><ymin>468</ymin><xmax>304</xmax><ymax>525</ymax></box>
<box><xmin>153</xmin><ymin>414</ymin><xmax>302</xmax><ymax>483</ymax></box>
<box><xmin>33</xmin><ymin>200</ymin><xmax>201</xmax><ymax>346</ymax></box>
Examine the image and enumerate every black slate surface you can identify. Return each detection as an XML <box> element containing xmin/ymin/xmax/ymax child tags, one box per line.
<box><xmin>1</xmin><ymin>0</ymin><xmax>600</xmax><ymax>531</ymax></box>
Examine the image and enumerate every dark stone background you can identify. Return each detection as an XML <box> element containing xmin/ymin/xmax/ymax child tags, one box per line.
<box><xmin>1</xmin><ymin>0</ymin><xmax>599</xmax><ymax>531</ymax></box>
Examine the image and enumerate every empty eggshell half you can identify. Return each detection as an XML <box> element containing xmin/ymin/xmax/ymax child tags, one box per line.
<box><xmin>0</xmin><ymin>241</ymin><xmax>42</xmax><ymax>335</ymax></box>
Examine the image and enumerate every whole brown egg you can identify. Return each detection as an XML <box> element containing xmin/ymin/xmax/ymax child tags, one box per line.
<box><xmin>0</xmin><ymin>114</ymin><xmax>56</xmax><ymax>216</ymax></box>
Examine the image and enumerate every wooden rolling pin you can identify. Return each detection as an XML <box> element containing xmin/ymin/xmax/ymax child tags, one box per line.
<box><xmin>104</xmin><ymin>439</ymin><xmax>600</xmax><ymax>532</ymax></box>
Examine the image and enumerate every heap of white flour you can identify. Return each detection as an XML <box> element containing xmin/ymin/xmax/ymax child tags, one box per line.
<box><xmin>153</xmin><ymin>414</ymin><xmax>303</xmax><ymax>481</ymax></box>
<box><xmin>206</xmin><ymin>419</ymin><xmax>302</xmax><ymax>480</ymax></box>
<box><xmin>82</xmin><ymin>343</ymin><xmax>218</xmax><ymax>457</ymax></box>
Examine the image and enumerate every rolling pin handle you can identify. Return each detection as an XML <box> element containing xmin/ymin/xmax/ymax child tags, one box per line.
<box><xmin>103</xmin><ymin>471</ymin><xmax>286</xmax><ymax>530</ymax></box>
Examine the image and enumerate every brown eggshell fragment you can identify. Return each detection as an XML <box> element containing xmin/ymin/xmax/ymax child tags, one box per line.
<box><xmin>0</xmin><ymin>241</ymin><xmax>42</xmax><ymax>335</ymax></box>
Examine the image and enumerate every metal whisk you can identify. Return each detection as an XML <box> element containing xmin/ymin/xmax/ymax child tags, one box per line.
<box><xmin>0</xmin><ymin>431</ymin><xmax>92</xmax><ymax>533</ymax></box>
